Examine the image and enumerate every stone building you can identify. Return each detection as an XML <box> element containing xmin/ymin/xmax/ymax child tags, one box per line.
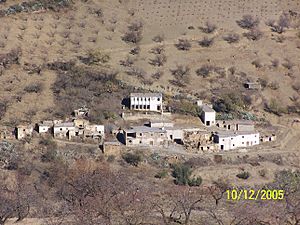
<box><xmin>124</xmin><ymin>126</ymin><xmax>168</xmax><ymax>146</ymax></box>
<box><xmin>216</xmin><ymin>120</ymin><xmax>255</xmax><ymax>132</ymax></box>
<box><xmin>37</xmin><ymin>121</ymin><xmax>53</xmax><ymax>133</ymax></box>
<box><xmin>53</xmin><ymin>122</ymin><xmax>76</xmax><ymax>140</ymax></box>
<box><xmin>16</xmin><ymin>125</ymin><xmax>34</xmax><ymax>140</ymax></box>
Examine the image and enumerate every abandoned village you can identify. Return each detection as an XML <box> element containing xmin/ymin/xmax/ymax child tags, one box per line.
<box><xmin>0</xmin><ymin>91</ymin><xmax>276</xmax><ymax>155</ymax></box>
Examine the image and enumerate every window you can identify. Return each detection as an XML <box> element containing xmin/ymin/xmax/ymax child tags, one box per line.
<box><xmin>148</xmin><ymin>98</ymin><xmax>150</xmax><ymax>101</ymax></box>
<box><xmin>139</xmin><ymin>141</ymin><xmax>142</xmax><ymax>144</ymax></box>
<box><xmin>242</xmin><ymin>142</ymin><xmax>244</xmax><ymax>144</ymax></box>
<box><xmin>143</xmin><ymin>105</ymin><xmax>146</xmax><ymax>109</ymax></box>
<box><xmin>135</xmin><ymin>105</ymin><xmax>138</xmax><ymax>109</ymax></box>
<box><xmin>60</xmin><ymin>128</ymin><xmax>62</xmax><ymax>131</ymax></box>
<box><xmin>157</xmin><ymin>98</ymin><xmax>160</xmax><ymax>101</ymax></box>
<box><xmin>139</xmin><ymin>133</ymin><xmax>142</xmax><ymax>136</ymax></box>
<box><xmin>147</xmin><ymin>105</ymin><xmax>150</xmax><ymax>109</ymax></box>
<box><xmin>160</xmin><ymin>133</ymin><xmax>164</xmax><ymax>136</ymax></box>
<box><xmin>233</xmin><ymin>144</ymin><xmax>235</xmax><ymax>147</ymax></box>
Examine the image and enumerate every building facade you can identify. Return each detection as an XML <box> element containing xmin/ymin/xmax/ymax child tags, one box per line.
<box><xmin>201</xmin><ymin>105</ymin><xmax>216</xmax><ymax>126</ymax></box>
<box><xmin>16</xmin><ymin>125</ymin><xmax>34</xmax><ymax>140</ymax></box>
<box><xmin>53</xmin><ymin>122</ymin><xmax>76</xmax><ymax>140</ymax></box>
<box><xmin>214</xmin><ymin>131</ymin><xmax>260</xmax><ymax>151</ymax></box>
<box><xmin>216</xmin><ymin>120</ymin><xmax>255</xmax><ymax>132</ymax></box>
<box><xmin>124</xmin><ymin>126</ymin><xmax>168</xmax><ymax>146</ymax></box>
<box><xmin>38</xmin><ymin>121</ymin><xmax>54</xmax><ymax>133</ymax></box>
<box><xmin>130</xmin><ymin>93</ymin><xmax>163</xmax><ymax>112</ymax></box>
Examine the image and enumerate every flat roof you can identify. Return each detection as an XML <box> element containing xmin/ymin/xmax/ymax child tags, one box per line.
<box><xmin>216</xmin><ymin>130</ymin><xmax>259</xmax><ymax>138</ymax></box>
<box><xmin>54</xmin><ymin>122</ymin><xmax>75</xmax><ymax>128</ymax></box>
<box><xmin>202</xmin><ymin>105</ymin><xmax>215</xmax><ymax>113</ymax></box>
<box><xmin>130</xmin><ymin>93</ymin><xmax>162</xmax><ymax>98</ymax></box>
<box><xmin>217</xmin><ymin>120</ymin><xmax>255</xmax><ymax>125</ymax></box>
<box><xmin>125</xmin><ymin>126</ymin><xmax>166</xmax><ymax>133</ymax></box>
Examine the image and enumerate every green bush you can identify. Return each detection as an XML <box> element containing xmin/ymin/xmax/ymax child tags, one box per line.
<box><xmin>236</xmin><ymin>171</ymin><xmax>250</xmax><ymax>179</ymax></box>
<box><xmin>188</xmin><ymin>177</ymin><xmax>202</xmax><ymax>186</ymax></box>
<box><xmin>213</xmin><ymin>92</ymin><xmax>249</xmax><ymax>113</ymax></box>
<box><xmin>171</xmin><ymin>164</ymin><xmax>202</xmax><ymax>186</ymax></box>
<box><xmin>155</xmin><ymin>170</ymin><xmax>168</xmax><ymax>179</ymax></box>
<box><xmin>123</xmin><ymin>152</ymin><xmax>142</xmax><ymax>167</ymax></box>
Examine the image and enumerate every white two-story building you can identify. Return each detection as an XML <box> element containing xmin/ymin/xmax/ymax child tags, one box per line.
<box><xmin>130</xmin><ymin>93</ymin><xmax>163</xmax><ymax>112</ymax></box>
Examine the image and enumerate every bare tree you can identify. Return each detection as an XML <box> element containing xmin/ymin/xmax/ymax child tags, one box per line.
<box><xmin>149</xmin><ymin>54</ymin><xmax>167</xmax><ymax>67</ymax></box>
<box><xmin>122</xmin><ymin>21</ymin><xmax>143</xmax><ymax>44</ymax></box>
<box><xmin>170</xmin><ymin>65</ymin><xmax>191</xmax><ymax>85</ymax></box>
<box><xmin>155</xmin><ymin>186</ymin><xmax>204</xmax><ymax>225</ymax></box>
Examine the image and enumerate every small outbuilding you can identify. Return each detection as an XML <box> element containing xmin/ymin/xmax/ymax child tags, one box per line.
<box><xmin>200</xmin><ymin>105</ymin><xmax>216</xmax><ymax>127</ymax></box>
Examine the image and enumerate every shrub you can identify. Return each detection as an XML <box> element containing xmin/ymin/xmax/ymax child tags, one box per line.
<box><xmin>213</xmin><ymin>92</ymin><xmax>248</xmax><ymax>113</ymax></box>
<box><xmin>39</xmin><ymin>137</ymin><xmax>57</xmax><ymax>149</ymax></box>
<box><xmin>266</xmin><ymin>13</ymin><xmax>290</xmax><ymax>33</ymax></box>
<box><xmin>24</xmin><ymin>82</ymin><xmax>43</xmax><ymax>93</ymax></box>
<box><xmin>153</xmin><ymin>34</ymin><xmax>164</xmax><ymax>43</ymax></box>
<box><xmin>258</xmin><ymin>169</ymin><xmax>267</xmax><ymax>177</ymax></box>
<box><xmin>41</xmin><ymin>149</ymin><xmax>57</xmax><ymax>163</ymax></box>
<box><xmin>268</xmin><ymin>81</ymin><xmax>280</xmax><ymax>90</ymax></box>
<box><xmin>123</xmin><ymin>152</ymin><xmax>142</xmax><ymax>167</ymax></box>
<box><xmin>236</xmin><ymin>171</ymin><xmax>250</xmax><ymax>179</ymax></box>
<box><xmin>151</xmin><ymin>70</ymin><xmax>164</xmax><ymax>80</ymax></box>
<box><xmin>175</xmin><ymin>39</ymin><xmax>191</xmax><ymax>51</ymax></box>
<box><xmin>198</xmin><ymin>37</ymin><xmax>214</xmax><ymax>47</ymax></box>
<box><xmin>252</xmin><ymin>59</ymin><xmax>263</xmax><ymax>68</ymax></box>
<box><xmin>199</xmin><ymin>21</ymin><xmax>217</xmax><ymax>33</ymax></box>
<box><xmin>244</xmin><ymin>28</ymin><xmax>263</xmax><ymax>41</ymax></box>
<box><xmin>149</xmin><ymin>54</ymin><xmax>167</xmax><ymax>67</ymax></box>
<box><xmin>265</xmin><ymin>98</ymin><xmax>286</xmax><ymax>116</ymax></box>
<box><xmin>79</xmin><ymin>50</ymin><xmax>110</xmax><ymax>65</ymax></box>
<box><xmin>237</xmin><ymin>15</ymin><xmax>259</xmax><ymax>29</ymax></box>
<box><xmin>282</xmin><ymin>59</ymin><xmax>294</xmax><ymax>70</ymax></box>
<box><xmin>171</xmin><ymin>164</ymin><xmax>202</xmax><ymax>186</ymax></box>
<box><xmin>155</xmin><ymin>170</ymin><xmax>168</xmax><ymax>179</ymax></box>
<box><xmin>170</xmin><ymin>65</ymin><xmax>190</xmax><ymax>84</ymax></box>
<box><xmin>223</xmin><ymin>33</ymin><xmax>240</xmax><ymax>43</ymax></box>
<box><xmin>107</xmin><ymin>155</ymin><xmax>115</xmax><ymax>163</ymax></box>
<box><xmin>196</xmin><ymin>65</ymin><xmax>212</xmax><ymax>78</ymax></box>
<box><xmin>129</xmin><ymin>46</ymin><xmax>140</xmax><ymax>55</ymax></box>
<box><xmin>188</xmin><ymin>177</ymin><xmax>202</xmax><ymax>186</ymax></box>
